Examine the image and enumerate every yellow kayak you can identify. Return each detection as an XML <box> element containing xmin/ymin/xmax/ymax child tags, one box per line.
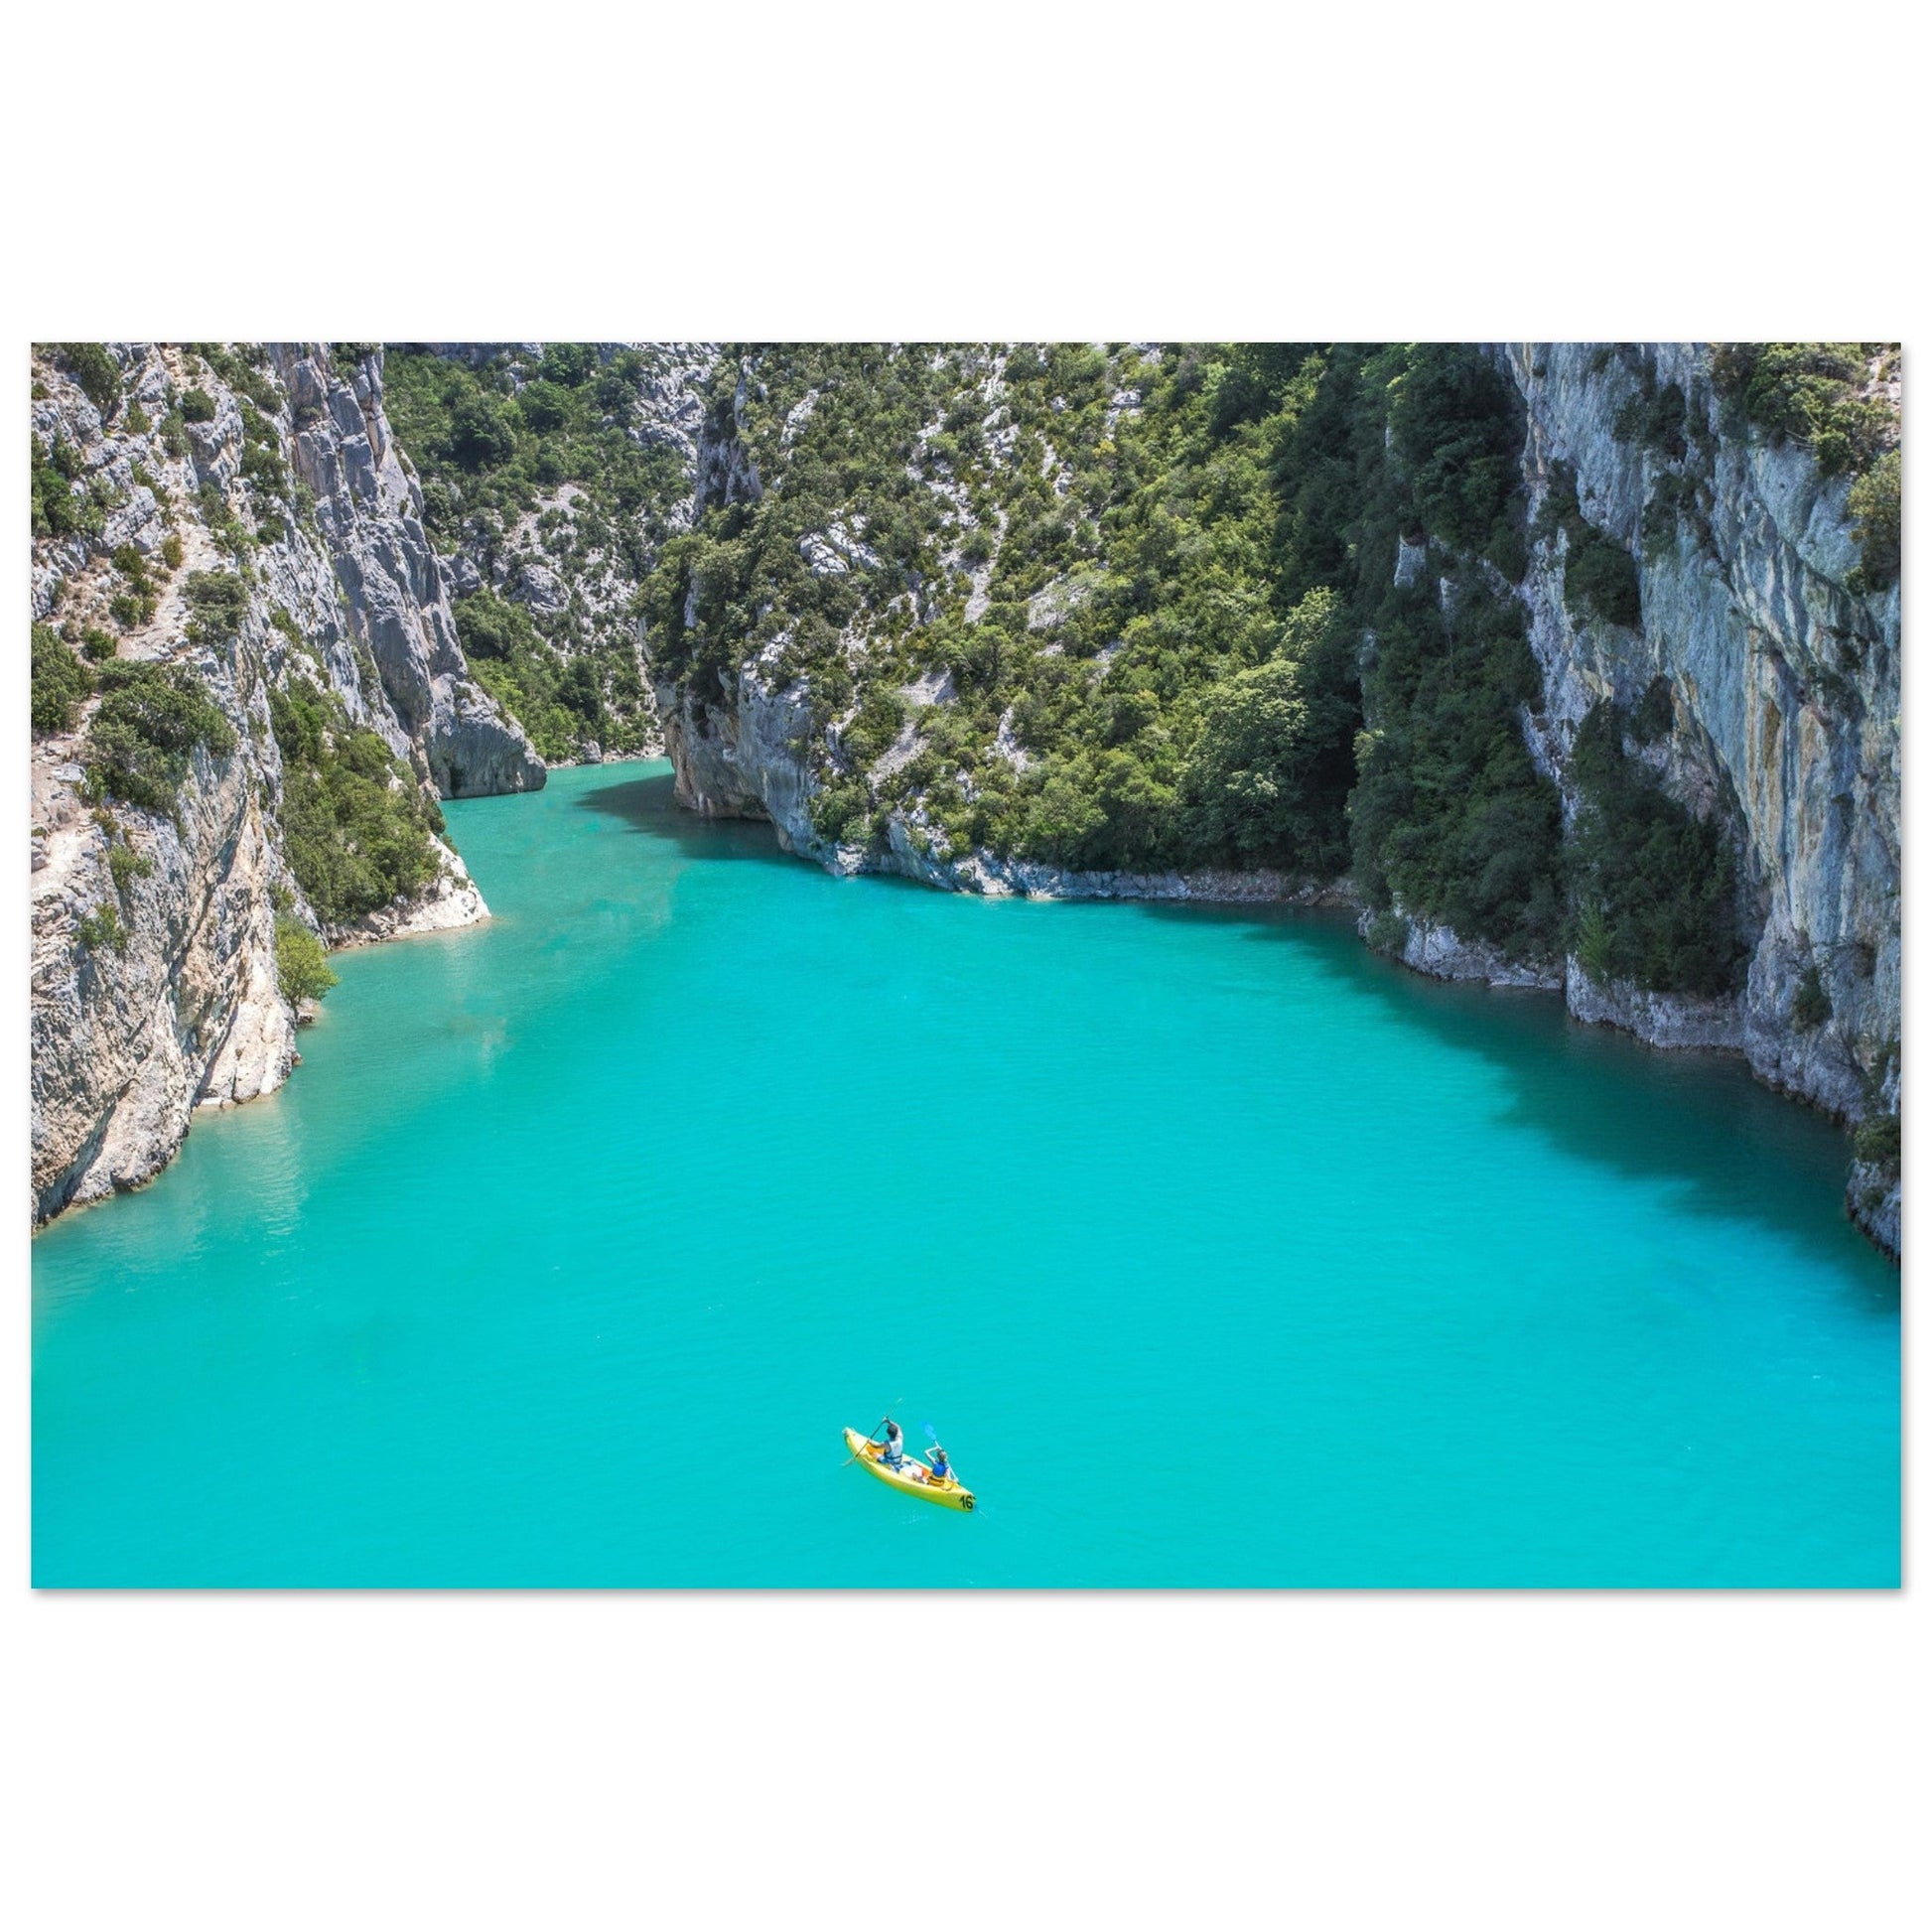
<box><xmin>844</xmin><ymin>1428</ymin><xmax>976</xmax><ymax>1512</ymax></box>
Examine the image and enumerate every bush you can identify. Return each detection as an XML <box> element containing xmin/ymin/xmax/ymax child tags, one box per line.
<box><xmin>184</xmin><ymin>570</ymin><xmax>250</xmax><ymax>644</ymax></box>
<box><xmin>1792</xmin><ymin>965</ymin><xmax>1831</xmax><ymax>1032</ymax></box>
<box><xmin>269</xmin><ymin>675</ymin><xmax>444</xmax><ymax>925</ymax></box>
<box><xmin>274</xmin><ymin>914</ymin><xmax>339</xmax><ymax>1005</ymax></box>
<box><xmin>1854</xmin><ymin>1112</ymin><xmax>1900</xmax><ymax>1170</ymax></box>
<box><xmin>1566</xmin><ymin>701</ymin><xmax>1744</xmax><ymax>995</ymax></box>
<box><xmin>107</xmin><ymin>841</ymin><xmax>154</xmax><ymax>896</ymax></box>
<box><xmin>160</xmin><ymin>532</ymin><xmax>185</xmax><ymax>570</ymax></box>
<box><xmin>1848</xmin><ymin>450</ymin><xmax>1900</xmax><ymax>591</ymax></box>
<box><xmin>75</xmin><ymin>905</ymin><xmax>128</xmax><ymax>954</ymax></box>
<box><xmin>51</xmin><ymin>343</ymin><xmax>121</xmax><ymax>416</ymax></box>
<box><xmin>1710</xmin><ymin>344</ymin><xmax>1893</xmax><ymax>476</ymax></box>
<box><xmin>1565</xmin><ymin>528</ymin><xmax>1642</xmax><ymax>626</ymax></box>
<box><xmin>82</xmin><ymin>661</ymin><xmax>236</xmax><ymax>815</ymax></box>
<box><xmin>32</xmin><ymin>623</ymin><xmax>94</xmax><ymax>736</ymax></box>
<box><xmin>31</xmin><ymin>435</ymin><xmax>102</xmax><ymax>540</ymax></box>
<box><xmin>179</xmin><ymin>387</ymin><xmax>216</xmax><ymax>424</ymax></box>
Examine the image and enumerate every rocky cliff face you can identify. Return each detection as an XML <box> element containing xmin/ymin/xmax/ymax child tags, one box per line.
<box><xmin>649</xmin><ymin>343</ymin><xmax>1901</xmax><ymax>1255</ymax></box>
<box><xmin>31</xmin><ymin>343</ymin><xmax>541</xmax><ymax>1225</ymax></box>
<box><xmin>387</xmin><ymin>343</ymin><xmax>718</xmax><ymax>764</ymax></box>
<box><xmin>1499</xmin><ymin>345</ymin><xmax>1900</xmax><ymax>1249</ymax></box>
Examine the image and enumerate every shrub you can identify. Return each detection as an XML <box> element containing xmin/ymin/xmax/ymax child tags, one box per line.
<box><xmin>179</xmin><ymin>387</ymin><xmax>216</xmax><ymax>424</ymax></box>
<box><xmin>52</xmin><ymin>343</ymin><xmax>121</xmax><ymax>416</ymax></box>
<box><xmin>1565</xmin><ymin>701</ymin><xmax>1744</xmax><ymax>995</ymax></box>
<box><xmin>1792</xmin><ymin>965</ymin><xmax>1831</xmax><ymax>1032</ymax></box>
<box><xmin>1565</xmin><ymin>528</ymin><xmax>1642</xmax><ymax>627</ymax></box>
<box><xmin>1848</xmin><ymin>450</ymin><xmax>1900</xmax><ymax>591</ymax></box>
<box><xmin>810</xmin><ymin>777</ymin><xmax>873</xmax><ymax>842</ymax></box>
<box><xmin>31</xmin><ymin>435</ymin><xmax>103</xmax><ymax>540</ymax></box>
<box><xmin>75</xmin><ymin>905</ymin><xmax>128</xmax><ymax>954</ymax></box>
<box><xmin>269</xmin><ymin>675</ymin><xmax>444</xmax><ymax>925</ymax></box>
<box><xmin>1854</xmin><ymin>1112</ymin><xmax>1900</xmax><ymax>1170</ymax></box>
<box><xmin>32</xmin><ymin>623</ymin><xmax>94</xmax><ymax>736</ymax></box>
<box><xmin>1630</xmin><ymin>676</ymin><xmax>1675</xmax><ymax>744</ymax></box>
<box><xmin>75</xmin><ymin>625</ymin><xmax>117</xmax><ymax>663</ymax></box>
<box><xmin>274</xmin><ymin>914</ymin><xmax>339</xmax><ymax>1005</ymax></box>
<box><xmin>184</xmin><ymin>570</ymin><xmax>250</xmax><ymax>644</ymax></box>
<box><xmin>107</xmin><ymin>841</ymin><xmax>154</xmax><ymax>896</ymax></box>
<box><xmin>82</xmin><ymin>661</ymin><xmax>236</xmax><ymax>815</ymax></box>
<box><xmin>1710</xmin><ymin>344</ymin><xmax>1892</xmax><ymax>476</ymax></box>
<box><xmin>160</xmin><ymin>532</ymin><xmax>185</xmax><ymax>569</ymax></box>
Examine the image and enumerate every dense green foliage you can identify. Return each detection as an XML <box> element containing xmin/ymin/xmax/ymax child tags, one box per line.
<box><xmin>640</xmin><ymin>342</ymin><xmax>1574</xmax><ymax>937</ymax></box>
<box><xmin>1566</xmin><ymin>701</ymin><xmax>1744</xmax><ymax>995</ymax></box>
<box><xmin>1792</xmin><ymin>966</ymin><xmax>1831</xmax><ymax>1032</ymax></box>
<box><xmin>383</xmin><ymin>345</ymin><xmax>685</xmax><ymax>756</ymax></box>
<box><xmin>81</xmin><ymin>661</ymin><xmax>236</xmax><ymax>815</ymax></box>
<box><xmin>49</xmin><ymin>344</ymin><xmax>121</xmax><ymax>417</ymax></box>
<box><xmin>269</xmin><ymin>675</ymin><xmax>444</xmax><ymax>926</ymax></box>
<box><xmin>32</xmin><ymin>622</ymin><xmax>94</xmax><ymax>736</ymax></box>
<box><xmin>184</xmin><ymin>569</ymin><xmax>249</xmax><ymax>644</ymax></box>
<box><xmin>1710</xmin><ymin>344</ymin><xmax>1895</xmax><ymax>477</ymax></box>
<box><xmin>274</xmin><ymin>914</ymin><xmax>339</xmax><ymax>1005</ymax></box>
<box><xmin>1848</xmin><ymin>450</ymin><xmax>1901</xmax><ymax>591</ymax></box>
<box><xmin>31</xmin><ymin>431</ymin><xmax>108</xmax><ymax>540</ymax></box>
<box><xmin>453</xmin><ymin>588</ymin><xmax>625</xmax><ymax>764</ymax></box>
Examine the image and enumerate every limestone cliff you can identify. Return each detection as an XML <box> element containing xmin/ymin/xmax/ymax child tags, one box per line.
<box><xmin>30</xmin><ymin>343</ymin><xmax>542</xmax><ymax>1225</ymax></box>
<box><xmin>1498</xmin><ymin>345</ymin><xmax>1900</xmax><ymax>1249</ymax></box>
<box><xmin>646</xmin><ymin>343</ymin><xmax>1901</xmax><ymax>1254</ymax></box>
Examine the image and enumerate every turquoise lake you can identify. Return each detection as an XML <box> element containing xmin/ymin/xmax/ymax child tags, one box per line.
<box><xmin>32</xmin><ymin>760</ymin><xmax>1900</xmax><ymax>1587</ymax></box>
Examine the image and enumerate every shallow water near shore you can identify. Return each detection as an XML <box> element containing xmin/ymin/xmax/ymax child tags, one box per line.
<box><xmin>32</xmin><ymin>760</ymin><xmax>1900</xmax><ymax>1586</ymax></box>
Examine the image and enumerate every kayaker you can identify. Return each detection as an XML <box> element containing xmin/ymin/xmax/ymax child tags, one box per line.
<box><xmin>881</xmin><ymin>1420</ymin><xmax>906</xmax><ymax>1471</ymax></box>
<box><xmin>927</xmin><ymin>1444</ymin><xmax>952</xmax><ymax>1485</ymax></box>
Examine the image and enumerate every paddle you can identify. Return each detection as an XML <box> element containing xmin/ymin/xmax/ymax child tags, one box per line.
<box><xmin>842</xmin><ymin>1397</ymin><xmax>904</xmax><ymax>1466</ymax></box>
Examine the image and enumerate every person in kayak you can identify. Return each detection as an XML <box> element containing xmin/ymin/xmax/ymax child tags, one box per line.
<box><xmin>880</xmin><ymin>1420</ymin><xmax>906</xmax><ymax>1471</ymax></box>
<box><xmin>926</xmin><ymin>1444</ymin><xmax>952</xmax><ymax>1485</ymax></box>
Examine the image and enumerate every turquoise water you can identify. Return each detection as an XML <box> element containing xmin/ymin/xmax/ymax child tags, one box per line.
<box><xmin>32</xmin><ymin>761</ymin><xmax>1900</xmax><ymax>1587</ymax></box>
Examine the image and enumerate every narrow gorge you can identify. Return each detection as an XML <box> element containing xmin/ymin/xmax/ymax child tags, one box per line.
<box><xmin>29</xmin><ymin>343</ymin><xmax>1901</xmax><ymax>1258</ymax></box>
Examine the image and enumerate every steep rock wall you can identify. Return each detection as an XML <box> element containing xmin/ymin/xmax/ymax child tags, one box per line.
<box><xmin>31</xmin><ymin>343</ymin><xmax>542</xmax><ymax>1224</ymax></box>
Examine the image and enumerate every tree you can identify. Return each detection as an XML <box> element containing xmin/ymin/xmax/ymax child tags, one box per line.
<box><xmin>275</xmin><ymin>915</ymin><xmax>339</xmax><ymax>1006</ymax></box>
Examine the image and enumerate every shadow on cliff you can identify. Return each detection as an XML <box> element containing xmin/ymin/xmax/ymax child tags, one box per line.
<box><xmin>571</xmin><ymin>771</ymin><xmax>799</xmax><ymax>869</ymax></box>
<box><xmin>1130</xmin><ymin>899</ymin><xmax>1897</xmax><ymax>1300</ymax></box>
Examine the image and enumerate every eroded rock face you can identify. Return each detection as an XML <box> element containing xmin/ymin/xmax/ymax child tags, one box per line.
<box><xmin>30</xmin><ymin>343</ymin><xmax>544</xmax><ymax>1225</ymax></box>
<box><xmin>650</xmin><ymin>343</ymin><xmax>1900</xmax><ymax>1255</ymax></box>
<box><xmin>1498</xmin><ymin>344</ymin><xmax>1898</xmax><ymax>1128</ymax></box>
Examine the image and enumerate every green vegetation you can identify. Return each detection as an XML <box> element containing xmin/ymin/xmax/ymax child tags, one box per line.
<box><xmin>1566</xmin><ymin>701</ymin><xmax>1744</xmax><ymax>995</ymax></box>
<box><xmin>268</xmin><ymin>674</ymin><xmax>444</xmax><ymax>926</ymax></box>
<box><xmin>49</xmin><ymin>344</ymin><xmax>121</xmax><ymax>417</ymax></box>
<box><xmin>384</xmin><ymin>345</ymin><xmax>702</xmax><ymax>757</ymax></box>
<box><xmin>81</xmin><ymin>660</ymin><xmax>236</xmax><ymax>816</ymax></box>
<box><xmin>274</xmin><ymin>914</ymin><xmax>339</xmax><ymax>1005</ymax></box>
<box><xmin>31</xmin><ymin>432</ymin><xmax>107</xmax><ymax>540</ymax></box>
<box><xmin>451</xmin><ymin>587</ymin><xmax>622</xmax><ymax>764</ymax></box>
<box><xmin>1848</xmin><ymin>450</ymin><xmax>1900</xmax><ymax>591</ymax></box>
<box><xmin>1854</xmin><ymin>1111</ymin><xmax>1900</xmax><ymax>1170</ymax></box>
<box><xmin>1710</xmin><ymin>344</ymin><xmax>1895</xmax><ymax>478</ymax></box>
<box><xmin>180</xmin><ymin>386</ymin><xmax>216</xmax><ymax>423</ymax></box>
<box><xmin>107</xmin><ymin>839</ymin><xmax>154</xmax><ymax>896</ymax></box>
<box><xmin>1792</xmin><ymin>965</ymin><xmax>1831</xmax><ymax>1032</ymax></box>
<box><xmin>184</xmin><ymin>569</ymin><xmax>250</xmax><ymax>644</ymax></box>
<box><xmin>32</xmin><ymin>623</ymin><xmax>94</xmax><ymax>736</ymax></box>
<box><xmin>110</xmin><ymin>542</ymin><xmax>158</xmax><ymax>630</ymax></box>
<box><xmin>639</xmin><ymin>342</ymin><xmax>1568</xmax><ymax>932</ymax></box>
<box><xmin>75</xmin><ymin>904</ymin><xmax>128</xmax><ymax>954</ymax></box>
